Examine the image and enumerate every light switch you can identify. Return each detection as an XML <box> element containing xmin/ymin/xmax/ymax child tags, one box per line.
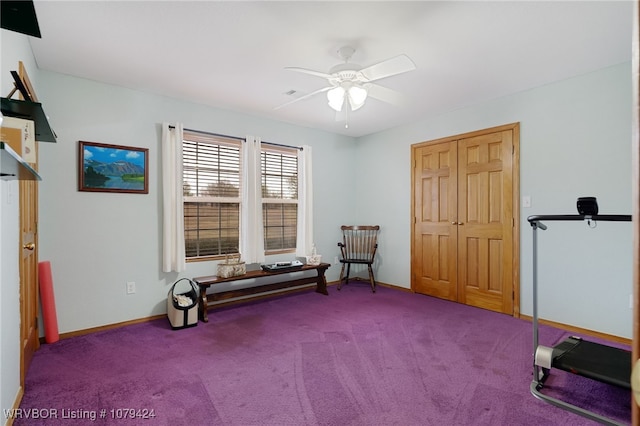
<box><xmin>523</xmin><ymin>196</ymin><xmax>531</xmax><ymax>208</ymax></box>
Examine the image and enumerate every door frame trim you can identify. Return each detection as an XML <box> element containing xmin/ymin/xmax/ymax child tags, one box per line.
<box><xmin>18</xmin><ymin>61</ymin><xmax>40</xmax><ymax>388</ymax></box>
<box><xmin>410</xmin><ymin>122</ymin><xmax>520</xmax><ymax>317</ymax></box>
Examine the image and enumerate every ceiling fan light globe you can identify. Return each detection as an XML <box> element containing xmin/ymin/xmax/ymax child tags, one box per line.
<box><xmin>327</xmin><ymin>87</ymin><xmax>345</xmax><ymax>112</ymax></box>
<box><xmin>348</xmin><ymin>86</ymin><xmax>368</xmax><ymax>110</ymax></box>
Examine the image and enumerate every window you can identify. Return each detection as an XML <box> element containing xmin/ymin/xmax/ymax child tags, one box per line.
<box><xmin>180</xmin><ymin>129</ymin><xmax>302</xmax><ymax>261</ymax></box>
<box><xmin>261</xmin><ymin>147</ymin><xmax>298</xmax><ymax>252</ymax></box>
<box><xmin>182</xmin><ymin>131</ymin><xmax>242</xmax><ymax>259</ymax></box>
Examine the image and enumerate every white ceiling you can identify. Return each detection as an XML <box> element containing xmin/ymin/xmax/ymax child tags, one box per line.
<box><xmin>28</xmin><ymin>1</ymin><xmax>633</xmax><ymax>138</ymax></box>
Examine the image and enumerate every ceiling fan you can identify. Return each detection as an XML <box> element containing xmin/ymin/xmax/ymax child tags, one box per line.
<box><xmin>275</xmin><ymin>46</ymin><xmax>416</xmax><ymax>115</ymax></box>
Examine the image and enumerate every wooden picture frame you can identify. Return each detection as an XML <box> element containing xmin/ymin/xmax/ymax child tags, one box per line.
<box><xmin>78</xmin><ymin>141</ymin><xmax>148</xmax><ymax>194</ymax></box>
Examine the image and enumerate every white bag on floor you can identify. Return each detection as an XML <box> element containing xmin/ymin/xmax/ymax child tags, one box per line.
<box><xmin>167</xmin><ymin>278</ymin><xmax>199</xmax><ymax>330</ymax></box>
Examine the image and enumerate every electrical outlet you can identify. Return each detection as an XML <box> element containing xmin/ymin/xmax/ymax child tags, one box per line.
<box><xmin>126</xmin><ymin>281</ymin><xmax>136</xmax><ymax>294</ymax></box>
<box><xmin>334</xmin><ymin>256</ymin><xmax>339</xmax><ymax>264</ymax></box>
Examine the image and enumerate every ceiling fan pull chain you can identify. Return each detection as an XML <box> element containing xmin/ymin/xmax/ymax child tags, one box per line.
<box><xmin>345</xmin><ymin>105</ymin><xmax>349</xmax><ymax>129</ymax></box>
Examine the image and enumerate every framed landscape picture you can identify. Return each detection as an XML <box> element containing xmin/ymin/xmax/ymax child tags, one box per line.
<box><xmin>78</xmin><ymin>141</ymin><xmax>148</xmax><ymax>194</ymax></box>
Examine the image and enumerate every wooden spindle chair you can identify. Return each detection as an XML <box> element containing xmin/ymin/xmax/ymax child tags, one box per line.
<box><xmin>337</xmin><ymin>225</ymin><xmax>380</xmax><ymax>292</ymax></box>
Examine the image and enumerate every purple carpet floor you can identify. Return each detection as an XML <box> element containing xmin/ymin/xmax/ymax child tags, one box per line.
<box><xmin>14</xmin><ymin>284</ymin><xmax>630</xmax><ymax>425</ymax></box>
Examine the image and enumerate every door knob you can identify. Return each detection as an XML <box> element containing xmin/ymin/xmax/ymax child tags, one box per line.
<box><xmin>23</xmin><ymin>242</ymin><xmax>35</xmax><ymax>251</ymax></box>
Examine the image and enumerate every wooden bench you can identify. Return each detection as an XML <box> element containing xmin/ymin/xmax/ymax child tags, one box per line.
<box><xmin>193</xmin><ymin>262</ymin><xmax>330</xmax><ymax>322</ymax></box>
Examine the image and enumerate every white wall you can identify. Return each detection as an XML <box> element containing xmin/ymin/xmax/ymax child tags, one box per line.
<box><xmin>35</xmin><ymin>70</ymin><xmax>357</xmax><ymax>333</ymax></box>
<box><xmin>356</xmin><ymin>62</ymin><xmax>633</xmax><ymax>338</ymax></box>
<box><xmin>0</xmin><ymin>28</ymin><xmax>41</xmax><ymax>422</ymax></box>
<box><xmin>0</xmin><ymin>180</ymin><xmax>19</xmax><ymax>424</ymax></box>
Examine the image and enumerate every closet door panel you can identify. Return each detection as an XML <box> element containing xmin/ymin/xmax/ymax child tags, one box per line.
<box><xmin>412</xmin><ymin>141</ymin><xmax>458</xmax><ymax>300</ymax></box>
<box><xmin>458</xmin><ymin>130</ymin><xmax>513</xmax><ymax>314</ymax></box>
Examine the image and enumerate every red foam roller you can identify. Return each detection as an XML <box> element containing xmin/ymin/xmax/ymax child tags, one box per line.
<box><xmin>38</xmin><ymin>261</ymin><xmax>59</xmax><ymax>344</ymax></box>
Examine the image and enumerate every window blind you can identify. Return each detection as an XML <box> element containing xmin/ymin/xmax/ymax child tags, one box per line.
<box><xmin>183</xmin><ymin>131</ymin><xmax>242</xmax><ymax>258</ymax></box>
<box><xmin>261</xmin><ymin>147</ymin><xmax>298</xmax><ymax>251</ymax></box>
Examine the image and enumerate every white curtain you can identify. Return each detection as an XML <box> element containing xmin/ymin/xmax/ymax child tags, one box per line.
<box><xmin>240</xmin><ymin>136</ymin><xmax>265</xmax><ymax>264</ymax></box>
<box><xmin>161</xmin><ymin>122</ymin><xmax>186</xmax><ymax>273</ymax></box>
<box><xmin>296</xmin><ymin>145</ymin><xmax>313</xmax><ymax>257</ymax></box>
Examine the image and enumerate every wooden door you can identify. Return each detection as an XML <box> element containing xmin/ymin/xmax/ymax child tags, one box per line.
<box><xmin>457</xmin><ymin>129</ymin><xmax>514</xmax><ymax>314</ymax></box>
<box><xmin>20</xmin><ymin>177</ymin><xmax>39</xmax><ymax>385</ymax></box>
<box><xmin>411</xmin><ymin>123</ymin><xmax>519</xmax><ymax>316</ymax></box>
<box><xmin>18</xmin><ymin>62</ymin><xmax>40</xmax><ymax>385</ymax></box>
<box><xmin>412</xmin><ymin>141</ymin><xmax>458</xmax><ymax>300</ymax></box>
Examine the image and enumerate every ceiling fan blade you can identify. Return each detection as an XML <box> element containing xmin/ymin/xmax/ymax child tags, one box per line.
<box><xmin>284</xmin><ymin>67</ymin><xmax>334</xmax><ymax>79</ymax></box>
<box><xmin>359</xmin><ymin>54</ymin><xmax>416</xmax><ymax>82</ymax></box>
<box><xmin>274</xmin><ymin>86</ymin><xmax>332</xmax><ymax>110</ymax></box>
<box><xmin>366</xmin><ymin>83</ymin><xmax>407</xmax><ymax>106</ymax></box>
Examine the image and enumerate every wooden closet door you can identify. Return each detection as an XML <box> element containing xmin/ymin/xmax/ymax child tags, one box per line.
<box><xmin>412</xmin><ymin>141</ymin><xmax>458</xmax><ymax>300</ymax></box>
<box><xmin>411</xmin><ymin>123</ymin><xmax>518</xmax><ymax>316</ymax></box>
<box><xmin>457</xmin><ymin>129</ymin><xmax>514</xmax><ymax>314</ymax></box>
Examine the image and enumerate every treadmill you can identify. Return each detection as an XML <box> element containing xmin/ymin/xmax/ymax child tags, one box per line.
<box><xmin>528</xmin><ymin>211</ymin><xmax>631</xmax><ymax>425</ymax></box>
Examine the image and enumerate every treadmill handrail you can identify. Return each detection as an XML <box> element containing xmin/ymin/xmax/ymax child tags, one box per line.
<box><xmin>527</xmin><ymin>214</ymin><xmax>631</xmax><ymax>226</ymax></box>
